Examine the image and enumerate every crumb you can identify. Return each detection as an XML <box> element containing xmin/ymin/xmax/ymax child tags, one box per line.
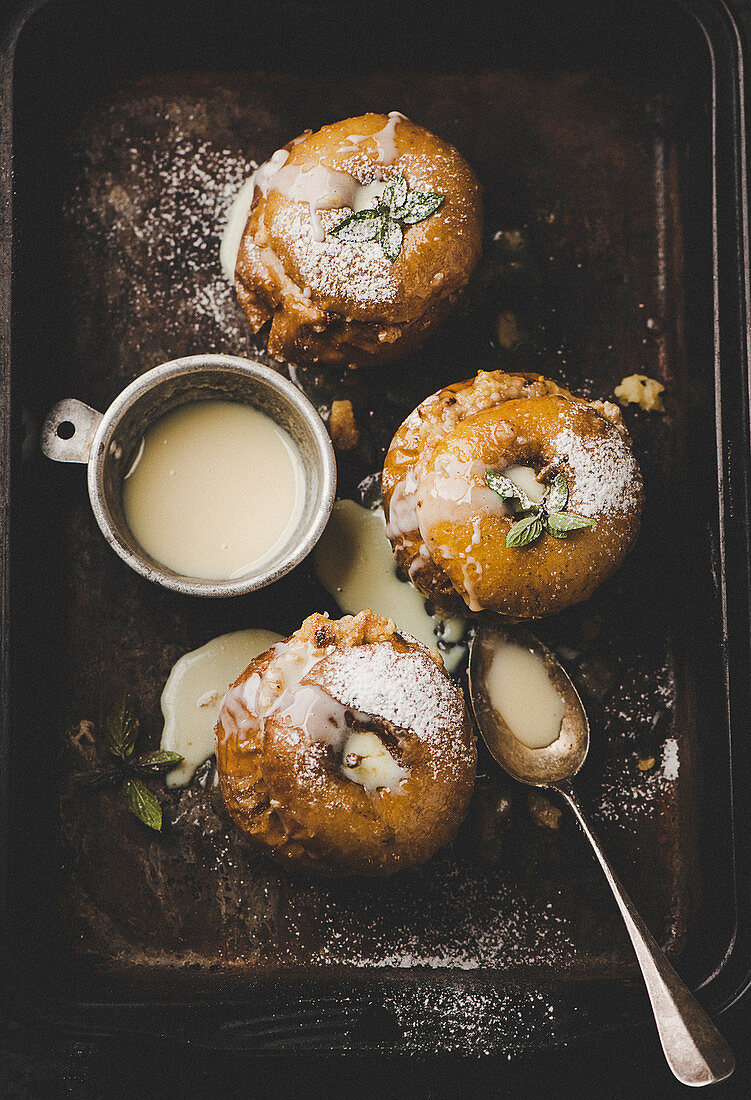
<box><xmin>70</xmin><ymin>719</ymin><xmax>96</xmax><ymax>747</ymax></box>
<box><xmin>297</xmin><ymin>609</ymin><xmax>398</xmax><ymax>649</ymax></box>
<box><xmin>528</xmin><ymin>792</ymin><xmax>562</xmax><ymax>830</ymax></box>
<box><xmin>329</xmin><ymin>399</ymin><xmax>361</xmax><ymax>451</ymax></box>
<box><xmin>614</xmin><ymin>374</ymin><xmax>665</xmax><ymax>412</ymax></box>
<box><xmin>493</xmin><ymin>228</ymin><xmax>525</xmax><ymax>250</ymax></box>
<box><xmin>495</xmin><ymin>310</ymin><xmax>522</xmax><ymax>348</ymax></box>
<box><xmin>638</xmin><ymin>757</ymin><xmax>656</xmax><ymax>772</ymax></box>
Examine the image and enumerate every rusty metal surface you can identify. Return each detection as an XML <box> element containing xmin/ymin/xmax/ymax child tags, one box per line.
<box><xmin>5</xmin><ymin>0</ymin><xmax>740</xmax><ymax>1054</ymax></box>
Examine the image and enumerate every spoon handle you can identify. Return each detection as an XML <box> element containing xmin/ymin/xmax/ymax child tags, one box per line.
<box><xmin>555</xmin><ymin>781</ymin><xmax>734</xmax><ymax>1087</ymax></box>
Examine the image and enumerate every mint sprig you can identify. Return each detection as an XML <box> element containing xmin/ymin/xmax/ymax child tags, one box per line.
<box><xmin>486</xmin><ymin>469</ymin><xmax>596</xmax><ymax>549</ymax></box>
<box><xmin>72</xmin><ymin>695</ymin><xmax>183</xmax><ymax>831</ymax></box>
<box><xmin>328</xmin><ymin>171</ymin><xmax>445</xmax><ymax>262</ymax></box>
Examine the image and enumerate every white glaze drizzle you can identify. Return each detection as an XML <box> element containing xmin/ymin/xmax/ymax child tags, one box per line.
<box><xmin>219</xmin><ymin>175</ymin><xmax>259</xmax><ymax>284</ymax></box>
<box><xmin>219</xmin><ymin>148</ymin><xmax>293</xmax><ymax>282</ymax></box>
<box><xmin>218</xmin><ymin>637</ymin><xmax>411</xmax><ymax>792</ymax></box>
<box><xmin>344</xmin><ymin>111</ymin><xmax>407</xmax><ymax>164</ymax></box>
<box><xmin>160</xmin><ymin>628</ymin><xmax>283</xmax><ymax>787</ymax></box>
<box><xmin>228</xmin><ymin>112</ymin><xmax>407</xmax><ymax>248</ymax></box>
<box><xmin>416</xmin><ymin>455</ymin><xmax>510</xmax><ymax>547</ymax></box>
<box><xmin>385</xmin><ymin>467</ymin><xmax>420</xmax><ymax>545</ymax></box>
<box><xmin>269</xmin><ymin>161</ymin><xmax>368</xmax><ymax>242</ymax></box>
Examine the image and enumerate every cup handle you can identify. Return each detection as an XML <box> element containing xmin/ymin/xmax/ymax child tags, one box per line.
<box><xmin>40</xmin><ymin>399</ymin><xmax>103</xmax><ymax>464</ymax></box>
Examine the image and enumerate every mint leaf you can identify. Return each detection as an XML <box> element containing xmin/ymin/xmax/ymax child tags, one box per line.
<box><xmin>136</xmin><ymin>750</ymin><xmax>185</xmax><ymax>775</ymax></box>
<box><xmin>104</xmin><ymin>695</ymin><xmax>139</xmax><ymax>759</ymax></box>
<box><xmin>125</xmin><ymin>777</ymin><xmax>163</xmax><ymax>831</ymax></box>
<box><xmin>382</xmin><ymin>171</ymin><xmax>408</xmax><ymax>215</ymax></box>
<box><xmin>327</xmin><ymin>176</ymin><xmax>444</xmax><ymax>260</ymax></box>
<box><xmin>545</xmin><ymin>511</ymin><xmax>596</xmax><ymax>538</ymax></box>
<box><xmin>380</xmin><ymin>217</ymin><xmax>404</xmax><ymax>262</ymax></box>
<box><xmin>328</xmin><ymin>208</ymin><xmax>382</xmax><ymax>243</ymax></box>
<box><xmin>544</xmin><ymin>473</ymin><xmax>569</xmax><ymax>513</ymax></box>
<box><xmin>71</xmin><ymin>766</ymin><xmax>121</xmax><ymax>788</ymax></box>
<box><xmin>486</xmin><ymin>469</ymin><xmax>535</xmax><ymax>511</ymax></box>
<box><xmin>400</xmin><ymin>191</ymin><xmax>445</xmax><ymax>224</ymax></box>
<box><xmin>506</xmin><ymin>514</ymin><xmax>544</xmax><ymax>548</ymax></box>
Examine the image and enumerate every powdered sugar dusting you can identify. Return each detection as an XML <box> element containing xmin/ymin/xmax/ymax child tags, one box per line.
<box><xmin>552</xmin><ymin>423</ymin><xmax>641</xmax><ymax>517</ymax></box>
<box><xmin>661</xmin><ymin>737</ymin><xmax>680</xmax><ymax>781</ymax></box>
<box><xmin>274</xmin><ymin>203</ymin><xmax>398</xmax><ymax>307</ymax></box>
<box><xmin>320</xmin><ymin>642</ymin><xmax>472</xmax><ymax>776</ymax></box>
<box><xmin>66</xmin><ymin>113</ymin><xmax>261</xmax><ymax>356</ymax></box>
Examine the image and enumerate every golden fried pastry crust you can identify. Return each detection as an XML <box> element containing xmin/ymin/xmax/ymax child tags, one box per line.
<box><xmin>382</xmin><ymin>370</ymin><xmax>643</xmax><ymax>619</ymax></box>
<box><xmin>234</xmin><ymin>113</ymin><xmax>483</xmax><ymax>368</ymax></box>
<box><xmin>215</xmin><ymin>611</ymin><xmax>476</xmax><ymax>876</ymax></box>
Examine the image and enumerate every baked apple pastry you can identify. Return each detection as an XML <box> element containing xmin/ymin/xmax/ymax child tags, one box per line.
<box><xmin>233</xmin><ymin>112</ymin><xmax>483</xmax><ymax>368</ymax></box>
<box><xmin>215</xmin><ymin>610</ymin><xmax>476</xmax><ymax>876</ymax></box>
<box><xmin>383</xmin><ymin>370</ymin><xmax>643</xmax><ymax>620</ymax></box>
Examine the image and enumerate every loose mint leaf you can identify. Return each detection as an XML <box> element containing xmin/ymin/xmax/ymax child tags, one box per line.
<box><xmin>136</xmin><ymin>750</ymin><xmax>185</xmax><ymax>775</ymax></box>
<box><xmin>380</xmin><ymin>217</ymin><xmax>404</xmax><ymax>262</ymax></box>
<box><xmin>506</xmin><ymin>513</ymin><xmax>544</xmax><ymax>548</ymax></box>
<box><xmin>382</xmin><ymin>171</ymin><xmax>408</xmax><ymax>215</ymax></box>
<box><xmin>486</xmin><ymin>469</ymin><xmax>535</xmax><ymax>511</ymax></box>
<box><xmin>125</xmin><ymin>777</ymin><xmax>163</xmax><ymax>831</ymax></box>
<box><xmin>545</xmin><ymin>511</ymin><xmax>596</xmax><ymax>538</ymax></box>
<box><xmin>71</xmin><ymin>767</ymin><xmax>121</xmax><ymax>789</ymax></box>
<box><xmin>328</xmin><ymin>209</ymin><xmax>382</xmax><ymax>243</ymax></box>
<box><xmin>400</xmin><ymin>191</ymin><xmax>445</xmax><ymax>225</ymax></box>
<box><xmin>104</xmin><ymin>695</ymin><xmax>139</xmax><ymax>759</ymax></box>
<box><xmin>545</xmin><ymin>473</ymin><xmax>569</xmax><ymax>513</ymax></box>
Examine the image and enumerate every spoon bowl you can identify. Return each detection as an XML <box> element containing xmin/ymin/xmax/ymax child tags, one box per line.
<box><xmin>468</xmin><ymin>621</ymin><xmax>589</xmax><ymax>786</ymax></box>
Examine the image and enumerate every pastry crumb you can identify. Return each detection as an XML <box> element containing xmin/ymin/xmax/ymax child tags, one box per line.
<box><xmin>614</xmin><ymin>374</ymin><xmax>665</xmax><ymax>412</ymax></box>
<box><xmin>495</xmin><ymin>310</ymin><xmax>522</xmax><ymax>348</ymax></box>
<box><xmin>528</xmin><ymin>791</ymin><xmax>562</xmax><ymax>830</ymax></box>
<box><xmin>329</xmin><ymin>399</ymin><xmax>361</xmax><ymax>451</ymax></box>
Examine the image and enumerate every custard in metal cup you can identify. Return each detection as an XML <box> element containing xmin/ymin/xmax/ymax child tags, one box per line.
<box><xmin>40</xmin><ymin>354</ymin><xmax>337</xmax><ymax>597</ymax></box>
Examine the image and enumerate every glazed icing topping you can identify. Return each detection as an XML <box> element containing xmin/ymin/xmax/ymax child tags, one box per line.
<box><xmin>238</xmin><ymin>112</ymin><xmax>406</xmax><ymax>248</ymax></box>
<box><xmin>219</xmin><ymin>176</ymin><xmax>258</xmax><ymax>283</ymax></box>
<box><xmin>218</xmin><ymin>637</ymin><xmax>413</xmax><ymax>792</ymax></box>
<box><xmin>344</xmin><ymin>111</ymin><xmax>407</xmax><ymax>165</ymax></box>
<box><xmin>269</xmin><ymin>161</ymin><xmax>372</xmax><ymax>242</ymax></box>
<box><xmin>416</xmin><ymin>454</ymin><xmax>510</xmax><ymax>544</ymax></box>
<box><xmin>253</xmin><ymin>147</ymin><xmax>291</xmax><ymax>195</ymax></box>
<box><xmin>386</xmin><ymin>462</ymin><xmax>492</xmax><ymax>612</ymax></box>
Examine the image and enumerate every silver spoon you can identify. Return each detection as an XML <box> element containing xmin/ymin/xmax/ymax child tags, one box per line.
<box><xmin>468</xmin><ymin>620</ymin><xmax>735</xmax><ymax>1088</ymax></box>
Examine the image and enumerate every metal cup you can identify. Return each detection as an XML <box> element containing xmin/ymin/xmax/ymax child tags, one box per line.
<box><xmin>40</xmin><ymin>353</ymin><xmax>337</xmax><ymax>597</ymax></box>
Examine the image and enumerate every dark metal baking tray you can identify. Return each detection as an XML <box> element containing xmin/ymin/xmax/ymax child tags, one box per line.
<box><xmin>1</xmin><ymin>0</ymin><xmax>749</xmax><ymax>1056</ymax></box>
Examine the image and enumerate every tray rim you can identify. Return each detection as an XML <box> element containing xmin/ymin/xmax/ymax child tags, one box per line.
<box><xmin>0</xmin><ymin>0</ymin><xmax>749</xmax><ymax>1053</ymax></box>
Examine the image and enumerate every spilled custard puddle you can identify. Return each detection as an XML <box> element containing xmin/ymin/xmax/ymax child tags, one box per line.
<box><xmin>160</xmin><ymin>628</ymin><xmax>282</xmax><ymax>786</ymax></box>
<box><xmin>313</xmin><ymin>500</ymin><xmax>467</xmax><ymax>673</ymax></box>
